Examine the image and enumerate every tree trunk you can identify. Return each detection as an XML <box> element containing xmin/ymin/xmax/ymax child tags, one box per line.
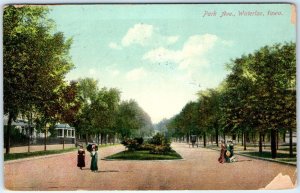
<box><xmin>97</xmin><ymin>133</ymin><xmax>100</xmax><ymax>145</ymax></box>
<box><xmin>263</xmin><ymin>133</ymin><xmax>266</xmax><ymax>149</ymax></box>
<box><xmin>259</xmin><ymin>132</ymin><xmax>262</xmax><ymax>154</ymax></box>
<box><xmin>100</xmin><ymin>133</ymin><xmax>104</xmax><ymax>145</ymax></box>
<box><xmin>243</xmin><ymin>132</ymin><xmax>247</xmax><ymax>150</ymax></box>
<box><xmin>85</xmin><ymin>133</ymin><xmax>88</xmax><ymax>145</ymax></box>
<box><xmin>252</xmin><ymin>132</ymin><xmax>256</xmax><ymax>147</ymax></box>
<box><xmin>223</xmin><ymin>132</ymin><xmax>226</xmax><ymax>142</ymax></box>
<box><xmin>186</xmin><ymin>133</ymin><xmax>189</xmax><ymax>144</ymax></box>
<box><xmin>5</xmin><ymin>113</ymin><xmax>13</xmax><ymax>154</ymax></box>
<box><xmin>289</xmin><ymin>128</ymin><xmax>293</xmax><ymax>157</ymax></box>
<box><xmin>203</xmin><ymin>132</ymin><xmax>206</xmax><ymax>147</ymax></box>
<box><xmin>241</xmin><ymin>131</ymin><xmax>244</xmax><ymax>146</ymax></box>
<box><xmin>270</xmin><ymin>129</ymin><xmax>277</xmax><ymax>159</ymax></box>
<box><xmin>237</xmin><ymin>133</ymin><xmax>240</xmax><ymax>143</ymax></box>
<box><xmin>28</xmin><ymin>113</ymin><xmax>33</xmax><ymax>153</ymax></box>
<box><xmin>283</xmin><ymin>130</ymin><xmax>286</xmax><ymax>143</ymax></box>
<box><xmin>44</xmin><ymin>128</ymin><xmax>47</xmax><ymax>151</ymax></box>
<box><xmin>215</xmin><ymin>127</ymin><xmax>219</xmax><ymax>147</ymax></box>
<box><xmin>276</xmin><ymin>130</ymin><xmax>279</xmax><ymax>150</ymax></box>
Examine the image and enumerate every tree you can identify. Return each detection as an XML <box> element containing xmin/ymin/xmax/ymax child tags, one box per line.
<box><xmin>116</xmin><ymin>100</ymin><xmax>153</xmax><ymax>139</ymax></box>
<box><xmin>75</xmin><ymin>78</ymin><xmax>99</xmax><ymax>144</ymax></box>
<box><xmin>3</xmin><ymin>5</ymin><xmax>73</xmax><ymax>154</ymax></box>
<box><xmin>222</xmin><ymin>42</ymin><xmax>296</xmax><ymax>158</ymax></box>
<box><xmin>90</xmin><ymin>87</ymin><xmax>121</xmax><ymax>144</ymax></box>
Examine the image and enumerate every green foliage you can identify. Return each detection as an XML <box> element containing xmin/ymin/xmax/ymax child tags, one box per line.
<box><xmin>148</xmin><ymin>133</ymin><xmax>171</xmax><ymax>154</ymax></box>
<box><xmin>3</xmin><ymin>5</ymin><xmax>74</xmax><ymax>153</ymax></box>
<box><xmin>168</xmin><ymin>42</ymin><xmax>296</xmax><ymax>158</ymax></box>
<box><xmin>121</xmin><ymin>138</ymin><xmax>141</xmax><ymax>151</ymax></box>
<box><xmin>121</xmin><ymin>133</ymin><xmax>172</xmax><ymax>154</ymax></box>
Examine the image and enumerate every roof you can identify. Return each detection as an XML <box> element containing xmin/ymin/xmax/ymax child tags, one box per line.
<box><xmin>55</xmin><ymin>123</ymin><xmax>74</xmax><ymax>129</ymax></box>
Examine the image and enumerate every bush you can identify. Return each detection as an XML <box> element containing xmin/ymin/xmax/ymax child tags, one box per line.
<box><xmin>148</xmin><ymin>133</ymin><xmax>172</xmax><ymax>154</ymax></box>
<box><xmin>134</xmin><ymin>137</ymin><xmax>144</xmax><ymax>145</ymax></box>
<box><xmin>121</xmin><ymin>138</ymin><xmax>142</xmax><ymax>151</ymax></box>
<box><xmin>121</xmin><ymin>134</ymin><xmax>172</xmax><ymax>154</ymax></box>
<box><xmin>149</xmin><ymin>145</ymin><xmax>172</xmax><ymax>154</ymax></box>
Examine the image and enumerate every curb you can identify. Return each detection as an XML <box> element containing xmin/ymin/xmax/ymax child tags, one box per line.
<box><xmin>206</xmin><ymin>147</ymin><xmax>297</xmax><ymax>166</ymax></box>
<box><xmin>102</xmin><ymin>158</ymin><xmax>185</xmax><ymax>162</ymax></box>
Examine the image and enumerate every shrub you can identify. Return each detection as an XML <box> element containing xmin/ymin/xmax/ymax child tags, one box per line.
<box><xmin>121</xmin><ymin>134</ymin><xmax>172</xmax><ymax>154</ymax></box>
<box><xmin>121</xmin><ymin>138</ymin><xmax>140</xmax><ymax>151</ymax></box>
<box><xmin>148</xmin><ymin>133</ymin><xmax>172</xmax><ymax>154</ymax></box>
<box><xmin>149</xmin><ymin>145</ymin><xmax>172</xmax><ymax>154</ymax></box>
<box><xmin>134</xmin><ymin>137</ymin><xmax>144</xmax><ymax>145</ymax></box>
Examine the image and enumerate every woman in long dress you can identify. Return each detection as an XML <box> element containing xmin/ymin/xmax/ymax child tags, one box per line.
<box><xmin>90</xmin><ymin>145</ymin><xmax>98</xmax><ymax>172</ymax></box>
<box><xmin>218</xmin><ymin>140</ymin><xmax>226</xmax><ymax>163</ymax></box>
<box><xmin>77</xmin><ymin>145</ymin><xmax>85</xmax><ymax>169</ymax></box>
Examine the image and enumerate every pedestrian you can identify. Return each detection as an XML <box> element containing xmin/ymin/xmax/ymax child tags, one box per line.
<box><xmin>218</xmin><ymin>140</ymin><xmax>226</xmax><ymax>163</ymax></box>
<box><xmin>77</xmin><ymin>145</ymin><xmax>85</xmax><ymax>169</ymax></box>
<box><xmin>90</xmin><ymin>145</ymin><xmax>98</xmax><ymax>172</ymax></box>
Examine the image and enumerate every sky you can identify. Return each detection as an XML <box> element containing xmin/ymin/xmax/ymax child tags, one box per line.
<box><xmin>48</xmin><ymin>4</ymin><xmax>296</xmax><ymax>124</ymax></box>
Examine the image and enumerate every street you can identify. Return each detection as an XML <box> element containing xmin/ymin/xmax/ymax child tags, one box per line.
<box><xmin>4</xmin><ymin>143</ymin><xmax>297</xmax><ymax>190</ymax></box>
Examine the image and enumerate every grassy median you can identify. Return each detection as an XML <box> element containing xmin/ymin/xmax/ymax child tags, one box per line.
<box><xmin>106</xmin><ymin>150</ymin><xmax>182</xmax><ymax>160</ymax></box>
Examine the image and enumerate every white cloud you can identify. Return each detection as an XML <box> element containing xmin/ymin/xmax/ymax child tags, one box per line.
<box><xmin>108</xmin><ymin>42</ymin><xmax>122</xmax><ymax>50</ymax></box>
<box><xmin>126</xmin><ymin>67</ymin><xmax>147</xmax><ymax>81</ymax></box>
<box><xmin>143</xmin><ymin>33</ymin><xmax>218</xmax><ymax>70</ymax></box>
<box><xmin>143</xmin><ymin>47</ymin><xmax>181</xmax><ymax>63</ymax></box>
<box><xmin>115</xmin><ymin>23</ymin><xmax>179</xmax><ymax>48</ymax></box>
<box><xmin>122</xmin><ymin>24</ymin><xmax>154</xmax><ymax>47</ymax></box>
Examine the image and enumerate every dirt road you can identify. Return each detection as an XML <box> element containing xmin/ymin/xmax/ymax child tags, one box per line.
<box><xmin>4</xmin><ymin>143</ymin><xmax>297</xmax><ymax>190</ymax></box>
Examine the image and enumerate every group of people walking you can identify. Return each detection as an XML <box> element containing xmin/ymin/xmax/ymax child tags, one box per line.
<box><xmin>77</xmin><ymin>144</ymin><xmax>98</xmax><ymax>172</ymax></box>
<box><xmin>218</xmin><ymin>140</ymin><xmax>236</xmax><ymax>163</ymax></box>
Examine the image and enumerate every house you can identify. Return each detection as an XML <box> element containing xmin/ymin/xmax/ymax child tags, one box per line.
<box><xmin>55</xmin><ymin>123</ymin><xmax>76</xmax><ymax>139</ymax></box>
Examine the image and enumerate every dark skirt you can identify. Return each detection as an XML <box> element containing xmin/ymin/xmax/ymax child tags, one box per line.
<box><xmin>77</xmin><ymin>150</ymin><xmax>85</xmax><ymax>167</ymax></box>
<box><xmin>90</xmin><ymin>152</ymin><xmax>98</xmax><ymax>171</ymax></box>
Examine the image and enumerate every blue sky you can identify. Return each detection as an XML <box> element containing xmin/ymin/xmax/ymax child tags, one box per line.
<box><xmin>48</xmin><ymin>4</ymin><xmax>296</xmax><ymax>123</ymax></box>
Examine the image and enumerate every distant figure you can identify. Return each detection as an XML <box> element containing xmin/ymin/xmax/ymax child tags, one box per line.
<box><xmin>218</xmin><ymin>140</ymin><xmax>226</xmax><ymax>163</ymax></box>
<box><xmin>225</xmin><ymin>140</ymin><xmax>236</xmax><ymax>163</ymax></box>
<box><xmin>191</xmin><ymin>135</ymin><xmax>197</xmax><ymax>147</ymax></box>
<box><xmin>228</xmin><ymin>140</ymin><xmax>237</xmax><ymax>162</ymax></box>
<box><xmin>90</xmin><ymin>145</ymin><xmax>98</xmax><ymax>172</ymax></box>
<box><xmin>77</xmin><ymin>145</ymin><xmax>85</xmax><ymax>169</ymax></box>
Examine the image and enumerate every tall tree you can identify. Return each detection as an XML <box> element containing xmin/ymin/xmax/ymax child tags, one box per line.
<box><xmin>3</xmin><ymin>5</ymin><xmax>73</xmax><ymax>154</ymax></box>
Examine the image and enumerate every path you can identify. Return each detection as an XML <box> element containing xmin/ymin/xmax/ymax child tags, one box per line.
<box><xmin>4</xmin><ymin>143</ymin><xmax>297</xmax><ymax>190</ymax></box>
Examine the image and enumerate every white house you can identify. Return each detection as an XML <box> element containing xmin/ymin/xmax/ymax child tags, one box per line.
<box><xmin>55</xmin><ymin>123</ymin><xmax>75</xmax><ymax>139</ymax></box>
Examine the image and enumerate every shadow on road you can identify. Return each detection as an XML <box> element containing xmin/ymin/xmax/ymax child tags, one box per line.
<box><xmin>237</xmin><ymin>159</ymin><xmax>253</xmax><ymax>162</ymax></box>
<box><xmin>97</xmin><ymin>170</ymin><xmax>120</xmax><ymax>173</ymax></box>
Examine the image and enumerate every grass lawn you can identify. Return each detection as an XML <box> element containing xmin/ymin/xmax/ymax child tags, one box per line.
<box><xmin>4</xmin><ymin>147</ymin><xmax>77</xmax><ymax>161</ymax></box>
<box><xmin>106</xmin><ymin>150</ymin><xmax>182</xmax><ymax>160</ymax></box>
<box><xmin>240</xmin><ymin>151</ymin><xmax>297</xmax><ymax>163</ymax></box>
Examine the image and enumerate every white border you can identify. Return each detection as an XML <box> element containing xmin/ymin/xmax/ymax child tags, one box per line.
<box><xmin>0</xmin><ymin>1</ymin><xmax>298</xmax><ymax>193</ymax></box>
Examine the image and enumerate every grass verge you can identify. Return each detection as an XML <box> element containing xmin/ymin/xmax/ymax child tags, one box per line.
<box><xmin>4</xmin><ymin>143</ymin><xmax>120</xmax><ymax>161</ymax></box>
<box><xmin>4</xmin><ymin>147</ymin><xmax>77</xmax><ymax>161</ymax></box>
<box><xmin>105</xmin><ymin>150</ymin><xmax>182</xmax><ymax>160</ymax></box>
<box><xmin>239</xmin><ymin>151</ymin><xmax>297</xmax><ymax>163</ymax></box>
